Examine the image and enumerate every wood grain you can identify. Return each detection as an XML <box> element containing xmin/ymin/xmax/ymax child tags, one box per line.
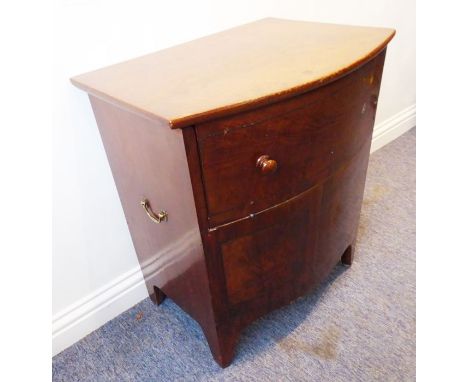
<box><xmin>71</xmin><ymin>18</ymin><xmax>394</xmax><ymax>128</ymax></box>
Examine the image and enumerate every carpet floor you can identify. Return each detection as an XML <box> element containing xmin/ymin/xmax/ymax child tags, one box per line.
<box><xmin>53</xmin><ymin>128</ymin><xmax>416</xmax><ymax>381</ymax></box>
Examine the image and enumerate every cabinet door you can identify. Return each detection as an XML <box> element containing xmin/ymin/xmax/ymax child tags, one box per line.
<box><xmin>208</xmin><ymin>185</ymin><xmax>323</xmax><ymax>322</ymax></box>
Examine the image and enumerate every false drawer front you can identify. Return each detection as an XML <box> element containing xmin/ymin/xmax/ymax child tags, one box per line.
<box><xmin>211</xmin><ymin>184</ymin><xmax>322</xmax><ymax>311</ymax></box>
<box><xmin>196</xmin><ymin>53</ymin><xmax>385</xmax><ymax>228</ymax></box>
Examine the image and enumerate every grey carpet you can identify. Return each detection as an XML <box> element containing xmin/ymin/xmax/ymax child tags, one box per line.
<box><xmin>53</xmin><ymin>128</ymin><xmax>416</xmax><ymax>381</ymax></box>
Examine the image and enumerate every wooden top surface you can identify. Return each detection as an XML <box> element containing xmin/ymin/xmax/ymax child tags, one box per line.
<box><xmin>71</xmin><ymin>18</ymin><xmax>395</xmax><ymax>128</ymax></box>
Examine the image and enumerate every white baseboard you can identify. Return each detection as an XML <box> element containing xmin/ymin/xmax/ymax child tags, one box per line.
<box><xmin>371</xmin><ymin>104</ymin><xmax>416</xmax><ymax>153</ymax></box>
<box><xmin>52</xmin><ymin>105</ymin><xmax>416</xmax><ymax>357</ymax></box>
<box><xmin>52</xmin><ymin>228</ymin><xmax>200</xmax><ymax>356</ymax></box>
<box><xmin>52</xmin><ymin>266</ymin><xmax>148</xmax><ymax>356</ymax></box>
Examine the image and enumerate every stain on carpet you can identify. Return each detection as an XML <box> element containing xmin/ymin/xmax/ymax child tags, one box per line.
<box><xmin>363</xmin><ymin>184</ymin><xmax>389</xmax><ymax>206</ymax></box>
<box><xmin>279</xmin><ymin>325</ymin><xmax>341</xmax><ymax>360</ymax></box>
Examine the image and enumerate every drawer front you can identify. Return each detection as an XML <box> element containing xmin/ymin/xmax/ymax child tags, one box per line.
<box><xmin>196</xmin><ymin>51</ymin><xmax>385</xmax><ymax>228</ymax></box>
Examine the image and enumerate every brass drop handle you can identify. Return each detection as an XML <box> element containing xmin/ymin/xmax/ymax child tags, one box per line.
<box><xmin>256</xmin><ymin>155</ymin><xmax>278</xmax><ymax>175</ymax></box>
<box><xmin>140</xmin><ymin>199</ymin><xmax>168</xmax><ymax>223</ymax></box>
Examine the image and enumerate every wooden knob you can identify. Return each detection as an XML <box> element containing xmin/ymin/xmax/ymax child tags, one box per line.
<box><xmin>256</xmin><ymin>155</ymin><xmax>278</xmax><ymax>175</ymax></box>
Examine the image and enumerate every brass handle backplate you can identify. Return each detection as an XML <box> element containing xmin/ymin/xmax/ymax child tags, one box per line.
<box><xmin>256</xmin><ymin>155</ymin><xmax>278</xmax><ymax>175</ymax></box>
<box><xmin>140</xmin><ymin>199</ymin><xmax>168</xmax><ymax>223</ymax></box>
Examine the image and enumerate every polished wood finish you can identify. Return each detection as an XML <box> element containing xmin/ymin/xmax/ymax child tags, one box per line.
<box><xmin>71</xmin><ymin>18</ymin><xmax>394</xmax><ymax>128</ymax></box>
<box><xmin>72</xmin><ymin>19</ymin><xmax>394</xmax><ymax>368</ymax></box>
<box><xmin>197</xmin><ymin>54</ymin><xmax>384</xmax><ymax>227</ymax></box>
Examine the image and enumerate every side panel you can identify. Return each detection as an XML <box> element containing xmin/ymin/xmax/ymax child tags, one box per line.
<box><xmin>89</xmin><ymin>97</ymin><xmax>214</xmax><ymax>330</ymax></box>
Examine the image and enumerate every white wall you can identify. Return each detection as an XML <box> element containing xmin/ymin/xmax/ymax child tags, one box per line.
<box><xmin>53</xmin><ymin>0</ymin><xmax>415</xmax><ymax>355</ymax></box>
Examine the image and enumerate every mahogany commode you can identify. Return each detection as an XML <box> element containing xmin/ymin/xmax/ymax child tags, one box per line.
<box><xmin>71</xmin><ymin>18</ymin><xmax>395</xmax><ymax>367</ymax></box>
